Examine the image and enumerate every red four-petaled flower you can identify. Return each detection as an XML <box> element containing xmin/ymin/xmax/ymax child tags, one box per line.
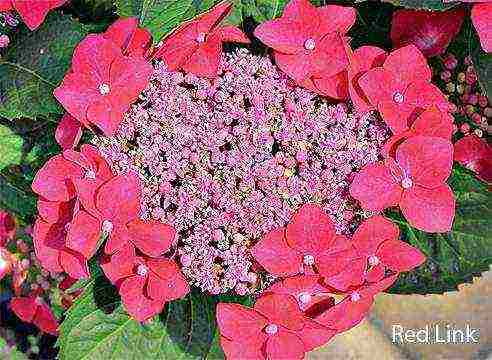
<box><xmin>358</xmin><ymin>45</ymin><xmax>451</xmax><ymax>134</ymax></box>
<box><xmin>101</xmin><ymin>244</ymin><xmax>189</xmax><ymax>322</ymax></box>
<box><xmin>153</xmin><ymin>1</ymin><xmax>250</xmax><ymax>78</ymax></box>
<box><xmin>54</xmin><ymin>34</ymin><xmax>153</xmax><ymax>136</ymax></box>
<box><xmin>251</xmin><ymin>204</ymin><xmax>364</xmax><ymax>291</ymax></box>
<box><xmin>390</xmin><ymin>8</ymin><xmax>465</xmax><ymax>57</ymax></box>
<box><xmin>352</xmin><ymin>216</ymin><xmax>425</xmax><ymax>282</ymax></box>
<box><xmin>350</xmin><ymin>136</ymin><xmax>455</xmax><ymax>232</ymax></box>
<box><xmin>217</xmin><ymin>293</ymin><xmax>335</xmax><ymax>360</ymax></box>
<box><xmin>0</xmin><ymin>0</ymin><xmax>67</xmax><ymax>30</ymax></box>
<box><xmin>254</xmin><ymin>0</ymin><xmax>355</xmax><ymax>92</ymax></box>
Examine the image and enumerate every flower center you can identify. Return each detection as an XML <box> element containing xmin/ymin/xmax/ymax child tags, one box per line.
<box><xmin>102</xmin><ymin>220</ymin><xmax>113</xmax><ymax>233</ymax></box>
<box><xmin>393</xmin><ymin>91</ymin><xmax>404</xmax><ymax>104</ymax></box>
<box><xmin>298</xmin><ymin>292</ymin><xmax>311</xmax><ymax>304</ymax></box>
<box><xmin>136</xmin><ymin>264</ymin><xmax>148</xmax><ymax>276</ymax></box>
<box><xmin>196</xmin><ymin>32</ymin><xmax>207</xmax><ymax>43</ymax></box>
<box><xmin>304</xmin><ymin>38</ymin><xmax>316</xmax><ymax>51</ymax></box>
<box><xmin>85</xmin><ymin>169</ymin><xmax>96</xmax><ymax>180</ymax></box>
<box><xmin>401</xmin><ymin>177</ymin><xmax>413</xmax><ymax>189</ymax></box>
<box><xmin>99</xmin><ymin>83</ymin><xmax>110</xmax><ymax>95</ymax></box>
<box><xmin>303</xmin><ymin>254</ymin><xmax>315</xmax><ymax>266</ymax></box>
<box><xmin>368</xmin><ymin>255</ymin><xmax>380</xmax><ymax>266</ymax></box>
<box><xmin>350</xmin><ymin>292</ymin><xmax>361</xmax><ymax>302</ymax></box>
<box><xmin>265</xmin><ymin>323</ymin><xmax>278</xmax><ymax>335</ymax></box>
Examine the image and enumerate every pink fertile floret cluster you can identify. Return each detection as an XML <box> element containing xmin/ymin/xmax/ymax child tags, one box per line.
<box><xmin>95</xmin><ymin>48</ymin><xmax>390</xmax><ymax>294</ymax></box>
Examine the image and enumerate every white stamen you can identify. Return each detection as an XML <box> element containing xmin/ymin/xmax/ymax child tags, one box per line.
<box><xmin>102</xmin><ymin>220</ymin><xmax>113</xmax><ymax>233</ymax></box>
<box><xmin>265</xmin><ymin>324</ymin><xmax>278</xmax><ymax>335</ymax></box>
<box><xmin>99</xmin><ymin>83</ymin><xmax>110</xmax><ymax>95</ymax></box>
<box><xmin>85</xmin><ymin>169</ymin><xmax>96</xmax><ymax>180</ymax></box>
<box><xmin>350</xmin><ymin>292</ymin><xmax>361</xmax><ymax>302</ymax></box>
<box><xmin>196</xmin><ymin>32</ymin><xmax>207</xmax><ymax>43</ymax></box>
<box><xmin>304</xmin><ymin>38</ymin><xmax>316</xmax><ymax>51</ymax></box>
<box><xmin>369</xmin><ymin>255</ymin><xmax>380</xmax><ymax>266</ymax></box>
<box><xmin>136</xmin><ymin>264</ymin><xmax>148</xmax><ymax>276</ymax></box>
<box><xmin>393</xmin><ymin>92</ymin><xmax>404</xmax><ymax>104</ymax></box>
<box><xmin>401</xmin><ymin>177</ymin><xmax>413</xmax><ymax>189</ymax></box>
<box><xmin>303</xmin><ymin>254</ymin><xmax>315</xmax><ymax>266</ymax></box>
<box><xmin>298</xmin><ymin>292</ymin><xmax>311</xmax><ymax>304</ymax></box>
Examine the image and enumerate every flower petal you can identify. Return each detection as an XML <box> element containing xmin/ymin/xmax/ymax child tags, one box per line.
<box><xmin>254</xmin><ymin>19</ymin><xmax>307</xmax><ymax>54</ymax></box>
<box><xmin>378</xmin><ymin>240</ymin><xmax>426</xmax><ymax>272</ymax></box>
<box><xmin>33</xmin><ymin>219</ymin><xmax>64</xmax><ymax>273</ymax></box>
<box><xmin>181</xmin><ymin>33</ymin><xmax>222</xmax><ymax>78</ymax></box>
<box><xmin>32</xmin><ymin>155</ymin><xmax>83</xmax><ymax>202</ymax></box>
<box><xmin>251</xmin><ymin>227</ymin><xmax>301</xmax><ymax>277</ymax></box>
<box><xmin>471</xmin><ymin>4</ymin><xmax>492</xmax><ymax>53</ymax></box>
<box><xmin>317</xmin><ymin>5</ymin><xmax>356</xmax><ymax>34</ymax></box>
<box><xmin>298</xmin><ymin>319</ymin><xmax>336</xmax><ymax>351</ymax></box>
<box><xmin>66</xmin><ymin>210</ymin><xmax>101</xmax><ymax>258</ymax></box>
<box><xmin>350</xmin><ymin>162</ymin><xmax>402</xmax><ymax>212</ymax></box>
<box><xmin>254</xmin><ymin>294</ymin><xmax>304</xmax><ymax>331</ymax></box>
<box><xmin>400</xmin><ymin>184</ymin><xmax>455</xmax><ymax>233</ymax></box>
<box><xmin>10</xmin><ymin>297</ymin><xmax>37</xmax><ymax>322</ymax></box>
<box><xmin>220</xmin><ymin>337</ymin><xmax>266</xmax><ymax>360</ymax></box>
<box><xmin>13</xmin><ymin>0</ymin><xmax>66</xmax><ymax>30</ymax></box>
<box><xmin>100</xmin><ymin>244</ymin><xmax>136</xmax><ymax>284</ymax></box>
<box><xmin>120</xmin><ymin>275</ymin><xmax>164</xmax><ymax>322</ymax></box>
<box><xmin>216</xmin><ymin>303</ymin><xmax>268</xmax><ymax>342</ymax></box>
<box><xmin>216</xmin><ymin>25</ymin><xmax>250</xmax><ymax>44</ymax></box>
<box><xmin>146</xmin><ymin>259</ymin><xmax>190</xmax><ymax>301</ymax></box>
<box><xmin>285</xmin><ymin>204</ymin><xmax>336</xmax><ymax>254</ymax></box>
<box><xmin>383</xmin><ymin>44</ymin><xmax>432</xmax><ymax>85</ymax></box>
<box><xmin>126</xmin><ymin>219</ymin><xmax>175</xmax><ymax>257</ymax></box>
<box><xmin>396</xmin><ymin>136</ymin><xmax>453</xmax><ymax>188</ymax></box>
<box><xmin>59</xmin><ymin>249</ymin><xmax>90</xmax><ymax>279</ymax></box>
<box><xmin>391</xmin><ymin>8</ymin><xmax>465</xmax><ymax>57</ymax></box>
<box><xmin>33</xmin><ymin>302</ymin><xmax>59</xmax><ymax>336</ymax></box>
<box><xmin>266</xmin><ymin>329</ymin><xmax>305</xmax><ymax>360</ymax></box>
<box><xmin>352</xmin><ymin>215</ymin><xmax>399</xmax><ymax>256</ymax></box>
<box><xmin>55</xmin><ymin>114</ymin><xmax>83</xmax><ymax>150</ymax></box>
<box><xmin>96</xmin><ymin>173</ymin><xmax>141</xmax><ymax>224</ymax></box>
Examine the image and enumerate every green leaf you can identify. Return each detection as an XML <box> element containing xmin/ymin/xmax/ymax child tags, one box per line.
<box><xmin>58</xmin><ymin>272</ymin><xmax>252</xmax><ymax>360</ymax></box>
<box><xmin>388</xmin><ymin>167</ymin><xmax>492</xmax><ymax>295</ymax></box>
<box><xmin>0</xmin><ymin>124</ymin><xmax>23</xmax><ymax>170</ymax></box>
<box><xmin>241</xmin><ymin>0</ymin><xmax>288</xmax><ymax>22</ymax></box>
<box><xmin>380</xmin><ymin>0</ymin><xmax>456</xmax><ymax>10</ymax></box>
<box><xmin>473</xmin><ymin>52</ymin><xmax>492</xmax><ymax>103</ymax></box>
<box><xmin>0</xmin><ymin>174</ymin><xmax>36</xmax><ymax>222</ymax></box>
<box><xmin>0</xmin><ymin>13</ymin><xmax>89</xmax><ymax>120</ymax></box>
<box><xmin>114</xmin><ymin>0</ymin><xmax>225</xmax><ymax>40</ymax></box>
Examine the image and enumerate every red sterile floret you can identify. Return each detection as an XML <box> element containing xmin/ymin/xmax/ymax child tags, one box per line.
<box><xmin>153</xmin><ymin>1</ymin><xmax>250</xmax><ymax>78</ymax></box>
<box><xmin>0</xmin><ymin>0</ymin><xmax>67</xmax><ymax>30</ymax></box>
<box><xmin>32</xmin><ymin>145</ymin><xmax>112</xmax><ymax>203</ymax></box>
<box><xmin>251</xmin><ymin>204</ymin><xmax>364</xmax><ymax>291</ymax></box>
<box><xmin>382</xmin><ymin>105</ymin><xmax>454</xmax><ymax>157</ymax></box>
<box><xmin>254</xmin><ymin>0</ymin><xmax>355</xmax><ymax>89</ymax></box>
<box><xmin>471</xmin><ymin>4</ymin><xmax>492</xmax><ymax>53</ymax></box>
<box><xmin>358</xmin><ymin>45</ymin><xmax>451</xmax><ymax>135</ymax></box>
<box><xmin>315</xmin><ymin>274</ymin><xmax>397</xmax><ymax>332</ymax></box>
<box><xmin>103</xmin><ymin>17</ymin><xmax>153</xmax><ymax>58</ymax></box>
<box><xmin>352</xmin><ymin>216</ymin><xmax>425</xmax><ymax>282</ymax></box>
<box><xmin>391</xmin><ymin>8</ymin><xmax>465</xmax><ymax>57</ymax></box>
<box><xmin>54</xmin><ymin>34</ymin><xmax>153</xmax><ymax>136</ymax></box>
<box><xmin>266</xmin><ymin>275</ymin><xmax>335</xmax><ymax>314</ymax></box>
<box><xmin>217</xmin><ymin>293</ymin><xmax>335</xmax><ymax>360</ymax></box>
<box><xmin>0</xmin><ymin>210</ymin><xmax>16</xmax><ymax>246</ymax></box>
<box><xmin>454</xmin><ymin>135</ymin><xmax>492</xmax><ymax>184</ymax></box>
<box><xmin>350</xmin><ymin>136</ymin><xmax>455</xmax><ymax>233</ymax></box>
<box><xmin>11</xmin><ymin>296</ymin><xmax>59</xmax><ymax>335</ymax></box>
<box><xmin>100</xmin><ymin>244</ymin><xmax>189</xmax><ymax>322</ymax></box>
<box><xmin>68</xmin><ymin>172</ymin><xmax>176</xmax><ymax>257</ymax></box>
<box><xmin>55</xmin><ymin>113</ymin><xmax>83</xmax><ymax>150</ymax></box>
<box><xmin>345</xmin><ymin>45</ymin><xmax>388</xmax><ymax>115</ymax></box>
